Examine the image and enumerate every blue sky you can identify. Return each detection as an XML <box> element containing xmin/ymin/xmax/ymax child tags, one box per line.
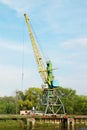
<box><xmin>0</xmin><ymin>0</ymin><xmax>87</xmax><ymax>96</ymax></box>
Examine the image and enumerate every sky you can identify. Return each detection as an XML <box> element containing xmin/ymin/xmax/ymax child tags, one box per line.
<box><xmin>0</xmin><ymin>0</ymin><xmax>87</xmax><ymax>96</ymax></box>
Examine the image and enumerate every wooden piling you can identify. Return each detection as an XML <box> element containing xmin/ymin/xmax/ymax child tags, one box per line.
<box><xmin>27</xmin><ymin>118</ymin><xmax>35</xmax><ymax>130</ymax></box>
<box><xmin>67</xmin><ymin>118</ymin><xmax>74</xmax><ymax>129</ymax></box>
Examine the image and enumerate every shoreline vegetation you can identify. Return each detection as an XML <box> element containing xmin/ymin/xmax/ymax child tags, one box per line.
<box><xmin>0</xmin><ymin>87</ymin><xmax>87</xmax><ymax>115</ymax></box>
<box><xmin>0</xmin><ymin>120</ymin><xmax>25</xmax><ymax>129</ymax></box>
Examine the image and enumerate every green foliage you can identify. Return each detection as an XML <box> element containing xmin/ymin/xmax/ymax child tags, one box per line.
<box><xmin>17</xmin><ymin>88</ymin><xmax>42</xmax><ymax>112</ymax></box>
<box><xmin>58</xmin><ymin>87</ymin><xmax>76</xmax><ymax>114</ymax></box>
<box><xmin>0</xmin><ymin>87</ymin><xmax>87</xmax><ymax>115</ymax></box>
<box><xmin>0</xmin><ymin>97</ymin><xmax>16</xmax><ymax>114</ymax></box>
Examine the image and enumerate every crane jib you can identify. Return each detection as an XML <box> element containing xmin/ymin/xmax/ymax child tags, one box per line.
<box><xmin>24</xmin><ymin>13</ymin><xmax>58</xmax><ymax>89</ymax></box>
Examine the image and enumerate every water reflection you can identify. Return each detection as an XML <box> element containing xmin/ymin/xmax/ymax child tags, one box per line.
<box><xmin>77</xmin><ymin>127</ymin><xmax>87</xmax><ymax>130</ymax></box>
<box><xmin>0</xmin><ymin>125</ymin><xmax>87</xmax><ymax>130</ymax></box>
<box><xmin>35</xmin><ymin>125</ymin><xmax>75</xmax><ymax>130</ymax></box>
<box><xmin>68</xmin><ymin>126</ymin><xmax>74</xmax><ymax>130</ymax></box>
<box><xmin>60</xmin><ymin>126</ymin><xmax>74</xmax><ymax>130</ymax></box>
<box><xmin>59</xmin><ymin>126</ymin><xmax>87</xmax><ymax>130</ymax></box>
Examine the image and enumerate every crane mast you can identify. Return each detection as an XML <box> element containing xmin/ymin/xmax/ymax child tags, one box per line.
<box><xmin>24</xmin><ymin>13</ymin><xmax>47</xmax><ymax>84</ymax></box>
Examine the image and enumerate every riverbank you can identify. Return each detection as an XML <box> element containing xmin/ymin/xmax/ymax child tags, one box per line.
<box><xmin>0</xmin><ymin>120</ymin><xmax>25</xmax><ymax>129</ymax></box>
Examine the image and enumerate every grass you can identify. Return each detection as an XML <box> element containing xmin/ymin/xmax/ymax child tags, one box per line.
<box><xmin>0</xmin><ymin>120</ymin><xmax>25</xmax><ymax>129</ymax></box>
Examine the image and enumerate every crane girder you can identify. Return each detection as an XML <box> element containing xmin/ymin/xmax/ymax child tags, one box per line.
<box><xmin>24</xmin><ymin>13</ymin><xmax>47</xmax><ymax>84</ymax></box>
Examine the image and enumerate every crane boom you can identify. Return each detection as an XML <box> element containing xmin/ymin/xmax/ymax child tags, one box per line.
<box><xmin>24</xmin><ymin>13</ymin><xmax>47</xmax><ymax>84</ymax></box>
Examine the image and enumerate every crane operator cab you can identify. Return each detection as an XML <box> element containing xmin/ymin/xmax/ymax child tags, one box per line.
<box><xmin>46</xmin><ymin>60</ymin><xmax>59</xmax><ymax>89</ymax></box>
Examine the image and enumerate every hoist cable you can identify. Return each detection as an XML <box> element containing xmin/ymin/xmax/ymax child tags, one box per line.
<box><xmin>21</xmin><ymin>21</ymin><xmax>25</xmax><ymax>91</ymax></box>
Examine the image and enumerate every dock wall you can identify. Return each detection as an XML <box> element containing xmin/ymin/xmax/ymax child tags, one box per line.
<box><xmin>0</xmin><ymin>115</ymin><xmax>87</xmax><ymax>128</ymax></box>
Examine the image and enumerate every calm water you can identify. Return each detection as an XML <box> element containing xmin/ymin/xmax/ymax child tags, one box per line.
<box><xmin>0</xmin><ymin>126</ymin><xmax>87</xmax><ymax>130</ymax></box>
<box><xmin>35</xmin><ymin>126</ymin><xmax>87</xmax><ymax>130</ymax></box>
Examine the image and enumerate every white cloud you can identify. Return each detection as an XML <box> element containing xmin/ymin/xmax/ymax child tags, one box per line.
<box><xmin>0</xmin><ymin>0</ymin><xmax>64</xmax><ymax>19</ymax></box>
<box><xmin>0</xmin><ymin>64</ymin><xmax>42</xmax><ymax>96</ymax></box>
<box><xmin>62</xmin><ymin>38</ymin><xmax>87</xmax><ymax>49</ymax></box>
<box><xmin>0</xmin><ymin>39</ymin><xmax>32</xmax><ymax>54</ymax></box>
<box><xmin>58</xmin><ymin>73</ymin><xmax>87</xmax><ymax>95</ymax></box>
<box><xmin>0</xmin><ymin>65</ymin><xmax>22</xmax><ymax>96</ymax></box>
<box><xmin>0</xmin><ymin>0</ymin><xmax>30</xmax><ymax>14</ymax></box>
<box><xmin>0</xmin><ymin>0</ymin><xmax>48</xmax><ymax>15</ymax></box>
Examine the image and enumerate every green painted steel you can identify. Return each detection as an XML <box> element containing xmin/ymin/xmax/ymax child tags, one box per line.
<box><xmin>46</xmin><ymin>61</ymin><xmax>53</xmax><ymax>89</ymax></box>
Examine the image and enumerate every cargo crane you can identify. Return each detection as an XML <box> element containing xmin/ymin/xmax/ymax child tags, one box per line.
<box><xmin>24</xmin><ymin>13</ymin><xmax>65</xmax><ymax>114</ymax></box>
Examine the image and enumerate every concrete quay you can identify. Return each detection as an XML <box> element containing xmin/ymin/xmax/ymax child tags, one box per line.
<box><xmin>0</xmin><ymin>114</ymin><xmax>87</xmax><ymax>129</ymax></box>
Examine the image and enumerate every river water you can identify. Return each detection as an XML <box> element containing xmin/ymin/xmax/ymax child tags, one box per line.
<box><xmin>35</xmin><ymin>126</ymin><xmax>87</xmax><ymax>130</ymax></box>
<box><xmin>1</xmin><ymin>126</ymin><xmax>87</xmax><ymax>130</ymax></box>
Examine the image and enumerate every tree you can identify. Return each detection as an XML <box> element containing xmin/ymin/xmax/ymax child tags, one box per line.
<box><xmin>0</xmin><ymin>97</ymin><xmax>16</xmax><ymax>114</ymax></box>
<box><xmin>17</xmin><ymin>87</ymin><xmax>42</xmax><ymax>111</ymax></box>
<box><xmin>0</xmin><ymin>87</ymin><xmax>87</xmax><ymax>115</ymax></box>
